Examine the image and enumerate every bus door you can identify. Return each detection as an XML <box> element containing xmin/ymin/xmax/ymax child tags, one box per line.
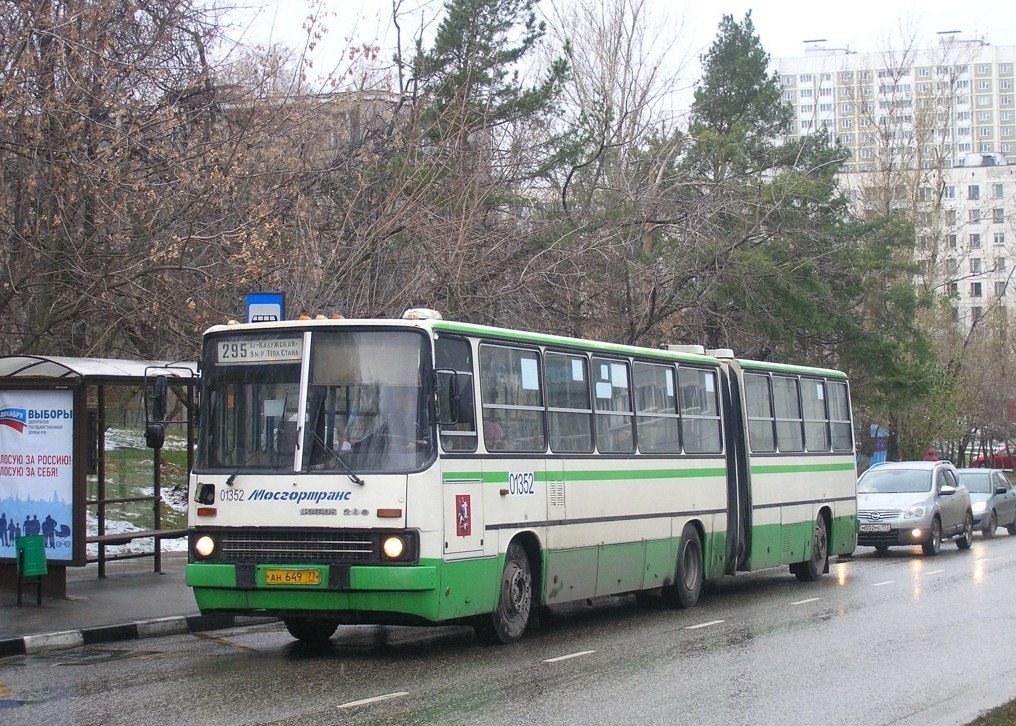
<box><xmin>436</xmin><ymin>336</ymin><xmax>485</xmax><ymax>557</ymax></box>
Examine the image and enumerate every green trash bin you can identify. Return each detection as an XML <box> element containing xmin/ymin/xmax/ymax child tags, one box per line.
<box><xmin>16</xmin><ymin>534</ymin><xmax>47</xmax><ymax>606</ymax></box>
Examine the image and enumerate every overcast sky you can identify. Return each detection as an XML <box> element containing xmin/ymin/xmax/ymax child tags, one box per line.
<box><xmin>217</xmin><ymin>0</ymin><xmax>1016</xmax><ymax>93</ymax></box>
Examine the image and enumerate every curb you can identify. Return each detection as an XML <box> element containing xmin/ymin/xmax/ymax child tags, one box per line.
<box><xmin>0</xmin><ymin>614</ymin><xmax>276</xmax><ymax>657</ymax></box>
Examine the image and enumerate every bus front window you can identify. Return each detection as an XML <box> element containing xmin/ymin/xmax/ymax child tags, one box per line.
<box><xmin>199</xmin><ymin>334</ymin><xmax>304</xmax><ymax>471</ymax></box>
<box><xmin>303</xmin><ymin>330</ymin><xmax>433</xmax><ymax>473</ymax></box>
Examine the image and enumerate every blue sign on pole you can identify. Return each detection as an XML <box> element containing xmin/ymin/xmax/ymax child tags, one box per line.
<box><xmin>246</xmin><ymin>292</ymin><xmax>285</xmax><ymax>323</ymax></box>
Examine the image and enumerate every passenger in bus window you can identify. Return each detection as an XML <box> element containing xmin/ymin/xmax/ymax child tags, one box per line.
<box><xmin>484</xmin><ymin>418</ymin><xmax>505</xmax><ymax>449</ymax></box>
<box><xmin>482</xmin><ymin>386</ymin><xmax>506</xmax><ymax>449</ymax></box>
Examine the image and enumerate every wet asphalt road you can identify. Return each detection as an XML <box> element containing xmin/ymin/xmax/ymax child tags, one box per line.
<box><xmin>3</xmin><ymin>533</ymin><xmax>1016</xmax><ymax>725</ymax></box>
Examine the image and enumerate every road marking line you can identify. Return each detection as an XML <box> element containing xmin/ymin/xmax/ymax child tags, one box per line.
<box><xmin>977</xmin><ymin>557</ymin><xmax>999</xmax><ymax>563</ymax></box>
<box><xmin>922</xmin><ymin>569</ymin><xmax>944</xmax><ymax>575</ymax></box>
<box><xmin>543</xmin><ymin>650</ymin><xmax>596</xmax><ymax>663</ymax></box>
<box><xmin>338</xmin><ymin>692</ymin><xmax>410</xmax><ymax>709</ymax></box>
<box><xmin>685</xmin><ymin>619</ymin><xmax>725</xmax><ymax>630</ymax></box>
<box><xmin>872</xmin><ymin>580</ymin><xmax>895</xmax><ymax>587</ymax></box>
<box><xmin>790</xmin><ymin>597</ymin><xmax>821</xmax><ymax>605</ymax></box>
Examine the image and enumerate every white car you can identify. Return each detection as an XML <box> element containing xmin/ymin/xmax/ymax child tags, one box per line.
<box><xmin>856</xmin><ymin>460</ymin><xmax>974</xmax><ymax>555</ymax></box>
<box><xmin>956</xmin><ymin>468</ymin><xmax>1016</xmax><ymax>537</ymax></box>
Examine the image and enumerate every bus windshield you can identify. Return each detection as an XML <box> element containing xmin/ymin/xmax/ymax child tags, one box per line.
<box><xmin>198</xmin><ymin>329</ymin><xmax>434</xmax><ymax>474</ymax></box>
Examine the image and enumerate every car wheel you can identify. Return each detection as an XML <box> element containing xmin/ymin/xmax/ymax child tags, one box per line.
<box><xmin>791</xmin><ymin>515</ymin><xmax>828</xmax><ymax>582</ymax></box>
<box><xmin>984</xmin><ymin>511</ymin><xmax>997</xmax><ymax>539</ymax></box>
<box><xmin>661</xmin><ymin>523</ymin><xmax>703</xmax><ymax>609</ymax></box>
<box><xmin>1006</xmin><ymin>516</ymin><xmax>1016</xmax><ymax>536</ymax></box>
<box><xmin>874</xmin><ymin>544</ymin><xmax>889</xmax><ymax>554</ymax></box>
<box><xmin>957</xmin><ymin>511</ymin><xmax>974</xmax><ymax>550</ymax></box>
<box><xmin>922</xmin><ymin>517</ymin><xmax>942</xmax><ymax>556</ymax></box>
<box><xmin>475</xmin><ymin>540</ymin><xmax>533</xmax><ymax>645</ymax></box>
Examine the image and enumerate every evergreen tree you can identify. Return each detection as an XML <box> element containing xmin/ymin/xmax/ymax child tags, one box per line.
<box><xmin>677</xmin><ymin>11</ymin><xmax>941</xmax><ymax>442</ymax></box>
<box><xmin>687</xmin><ymin>12</ymin><xmax>791</xmax><ymax>181</ymax></box>
<box><xmin>415</xmin><ymin>0</ymin><xmax>567</xmax><ymax>141</ymax></box>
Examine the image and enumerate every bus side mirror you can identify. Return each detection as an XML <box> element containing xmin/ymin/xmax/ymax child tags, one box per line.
<box><xmin>145</xmin><ymin>422</ymin><xmax>165</xmax><ymax>449</ymax></box>
<box><xmin>436</xmin><ymin>370</ymin><xmax>475</xmax><ymax>427</ymax></box>
<box><xmin>454</xmin><ymin>375</ymin><xmax>475</xmax><ymax>427</ymax></box>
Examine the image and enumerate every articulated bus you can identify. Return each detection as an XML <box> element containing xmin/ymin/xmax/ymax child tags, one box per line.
<box><xmin>185</xmin><ymin>310</ymin><xmax>857</xmax><ymax>645</ymax></box>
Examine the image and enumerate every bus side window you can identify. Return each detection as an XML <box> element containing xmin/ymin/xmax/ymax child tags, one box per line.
<box><xmin>826</xmin><ymin>380</ymin><xmax>853</xmax><ymax>451</ymax></box>
<box><xmin>744</xmin><ymin>373</ymin><xmax>776</xmax><ymax>453</ymax></box>
<box><xmin>801</xmin><ymin>378</ymin><xmax>830</xmax><ymax>451</ymax></box>
<box><xmin>436</xmin><ymin>338</ymin><xmax>477</xmax><ymax>453</ymax></box>
<box><xmin>633</xmin><ymin>361</ymin><xmax>679</xmax><ymax>453</ymax></box>
<box><xmin>479</xmin><ymin>344</ymin><xmax>546</xmax><ymax>452</ymax></box>
<box><xmin>547</xmin><ymin>351</ymin><xmax>593</xmax><ymax>453</ymax></box>
<box><xmin>592</xmin><ymin>357</ymin><xmax>634</xmax><ymax>453</ymax></box>
<box><xmin>678</xmin><ymin>367</ymin><xmax>722</xmax><ymax>454</ymax></box>
<box><xmin>772</xmin><ymin>375</ymin><xmax>803</xmax><ymax>452</ymax></box>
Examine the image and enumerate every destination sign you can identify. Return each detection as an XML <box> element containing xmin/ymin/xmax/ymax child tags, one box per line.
<box><xmin>216</xmin><ymin>337</ymin><xmax>303</xmax><ymax>365</ymax></box>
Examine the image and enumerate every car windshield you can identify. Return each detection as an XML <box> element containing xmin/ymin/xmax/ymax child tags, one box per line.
<box><xmin>858</xmin><ymin>468</ymin><xmax>933</xmax><ymax>494</ymax></box>
<box><xmin>957</xmin><ymin>472</ymin><xmax>992</xmax><ymax>493</ymax></box>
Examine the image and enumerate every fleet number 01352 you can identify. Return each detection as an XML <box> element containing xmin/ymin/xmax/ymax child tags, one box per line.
<box><xmin>508</xmin><ymin>472</ymin><xmax>535</xmax><ymax>496</ymax></box>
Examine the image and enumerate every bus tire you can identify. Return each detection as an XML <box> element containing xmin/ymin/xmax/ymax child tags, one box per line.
<box><xmin>475</xmin><ymin>540</ymin><xmax>532</xmax><ymax>645</ymax></box>
<box><xmin>791</xmin><ymin>514</ymin><xmax>828</xmax><ymax>582</ymax></box>
<box><xmin>662</xmin><ymin>523</ymin><xmax>702</xmax><ymax>610</ymax></box>
<box><xmin>283</xmin><ymin>617</ymin><xmax>337</xmax><ymax>646</ymax></box>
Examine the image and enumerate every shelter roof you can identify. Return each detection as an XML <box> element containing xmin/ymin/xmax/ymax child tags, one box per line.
<box><xmin>0</xmin><ymin>356</ymin><xmax>196</xmax><ymax>383</ymax></box>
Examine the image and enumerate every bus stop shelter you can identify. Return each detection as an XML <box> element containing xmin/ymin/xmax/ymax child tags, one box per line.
<box><xmin>0</xmin><ymin>356</ymin><xmax>196</xmax><ymax>597</ymax></box>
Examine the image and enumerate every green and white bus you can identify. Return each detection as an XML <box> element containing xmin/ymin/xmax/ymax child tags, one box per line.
<box><xmin>185</xmin><ymin>310</ymin><xmax>857</xmax><ymax>645</ymax></box>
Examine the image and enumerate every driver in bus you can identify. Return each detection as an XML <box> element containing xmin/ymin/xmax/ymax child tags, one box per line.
<box><xmin>384</xmin><ymin>385</ymin><xmax>425</xmax><ymax>449</ymax></box>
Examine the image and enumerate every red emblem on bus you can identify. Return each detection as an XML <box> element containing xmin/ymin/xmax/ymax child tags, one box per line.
<box><xmin>455</xmin><ymin>494</ymin><xmax>471</xmax><ymax>537</ymax></box>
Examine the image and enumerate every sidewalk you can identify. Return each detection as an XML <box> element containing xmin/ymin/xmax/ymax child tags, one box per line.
<box><xmin>0</xmin><ymin>552</ymin><xmax>269</xmax><ymax>656</ymax></box>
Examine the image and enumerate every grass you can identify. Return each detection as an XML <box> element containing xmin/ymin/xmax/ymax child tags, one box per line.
<box><xmin>968</xmin><ymin>702</ymin><xmax>1016</xmax><ymax>725</ymax></box>
<box><xmin>87</xmin><ymin>435</ymin><xmax>190</xmax><ymax>531</ymax></box>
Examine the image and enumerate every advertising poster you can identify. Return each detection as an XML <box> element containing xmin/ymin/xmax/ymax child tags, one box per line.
<box><xmin>0</xmin><ymin>389</ymin><xmax>74</xmax><ymax>562</ymax></box>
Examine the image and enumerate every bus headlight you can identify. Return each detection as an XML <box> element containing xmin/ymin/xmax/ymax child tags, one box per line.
<box><xmin>382</xmin><ymin>536</ymin><xmax>406</xmax><ymax>560</ymax></box>
<box><xmin>194</xmin><ymin>535</ymin><xmax>216</xmax><ymax>558</ymax></box>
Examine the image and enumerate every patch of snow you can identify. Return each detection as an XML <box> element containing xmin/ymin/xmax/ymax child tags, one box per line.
<box><xmin>87</xmin><ymin>431</ymin><xmax>191</xmax><ymax>557</ymax></box>
<box><xmin>103</xmin><ymin>427</ymin><xmax>190</xmax><ymax>452</ymax></box>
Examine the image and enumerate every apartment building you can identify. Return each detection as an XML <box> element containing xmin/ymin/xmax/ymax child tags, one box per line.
<box><xmin>776</xmin><ymin>36</ymin><xmax>1016</xmax><ymax>331</ymax></box>
<box><xmin>775</xmin><ymin>34</ymin><xmax>1016</xmax><ymax>171</ymax></box>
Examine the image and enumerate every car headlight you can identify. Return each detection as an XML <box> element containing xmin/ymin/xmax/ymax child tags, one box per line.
<box><xmin>972</xmin><ymin>501</ymin><xmax>987</xmax><ymax>514</ymax></box>
<box><xmin>904</xmin><ymin>503</ymin><xmax>927</xmax><ymax>519</ymax></box>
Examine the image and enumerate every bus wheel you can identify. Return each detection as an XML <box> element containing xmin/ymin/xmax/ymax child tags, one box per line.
<box><xmin>476</xmin><ymin>541</ymin><xmax>532</xmax><ymax>645</ymax></box>
<box><xmin>283</xmin><ymin>617</ymin><xmax>338</xmax><ymax>646</ymax></box>
<box><xmin>791</xmin><ymin>515</ymin><xmax>828</xmax><ymax>582</ymax></box>
<box><xmin>662</xmin><ymin>523</ymin><xmax>702</xmax><ymax>609</ymax></box>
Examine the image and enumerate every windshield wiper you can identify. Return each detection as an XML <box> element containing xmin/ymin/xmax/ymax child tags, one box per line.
<box><xmin>309</xmin><ymin>431</ymin><xmax>365</xmax><ymax>486</ymax></box>
<box><xmin>225</xmin><ymin>447</ymin><xmax>260</xmax><ymax>487</ymax></box>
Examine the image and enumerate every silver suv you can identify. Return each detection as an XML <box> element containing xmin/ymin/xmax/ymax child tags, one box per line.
<box><xmin>856</xmin><ymin>460</ymin><xmax>974</xmax><ymax>555</ymax></box>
